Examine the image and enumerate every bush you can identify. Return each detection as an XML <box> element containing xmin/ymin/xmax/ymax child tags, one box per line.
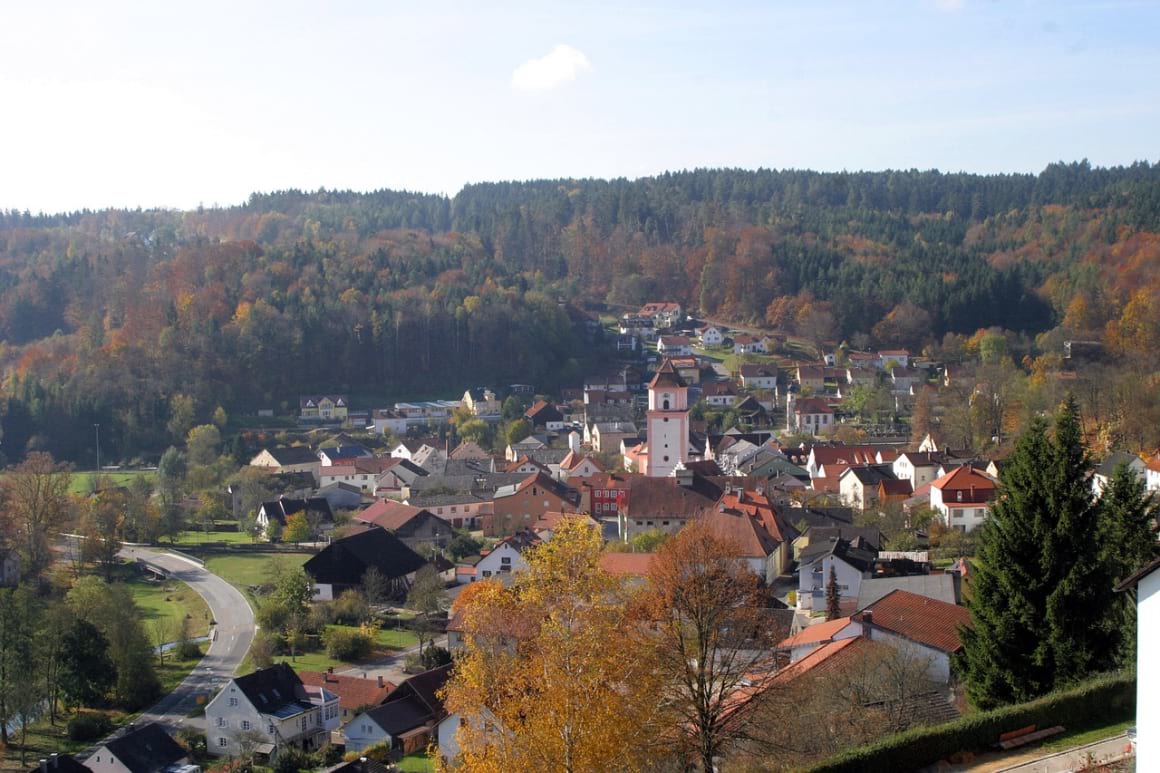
<box><xmin>67</xmin><ymin>712</ymin><xmax>113</xmax><ymax>741</ymax></box>
<box><xmin>803</xmin><ymin>671</ymin><xmax>1135</xmax><ymax>772</ymax></box>
<box><xmin>332</xmin><ymin>589</ymin><xmax>370</xmax><ymax>625</ymax></box>
<box><xmin>421</xmin><ymin>645</ymin><xmax>452</xmax><ymax>670</ymax></box>
<box><xmin>323</xmin><ymin>626</ymin><xmax>374</xmax><ymax>661</ymax></box>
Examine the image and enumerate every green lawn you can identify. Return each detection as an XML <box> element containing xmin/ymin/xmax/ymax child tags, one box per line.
<box><xmin>172</xmin><ymin>529</ymin><xmax>256</xmax><ymax>545</ymax></box>
<box><xmin>123</xmin><ymin>571</ymin><xmax>212</xmax><ymax>639</ymax></box>
<box><xmin>68</xmin><ymin>470</ymin><xmax>156</xmax><ymax>495</ymax></box>
<box><xmin>273</xmin><ymin>624</ymin><xmax>420</xmax><ymax>672</ymax></box>
<box><xmin>202</xmin><ymin>552</ymin><xmax>312</xmax><ymax>594</ymax></box>
<box><xmin>395</xmin><ymin>753</ymin><xmax>435</xmax><ymax>772</ymax></box>
<box><xmin>1040</xmin><ymin>718</ymin><xmax>1134</xmax><ymax>753</ymax></box>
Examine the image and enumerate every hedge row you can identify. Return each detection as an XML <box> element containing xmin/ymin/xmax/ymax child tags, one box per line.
<box><xmin>801</xmin><ymin>671</ymin><xmax>1135</xmax><ymax>772</ymax></box>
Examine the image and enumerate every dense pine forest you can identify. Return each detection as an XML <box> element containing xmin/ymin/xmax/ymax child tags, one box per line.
<box><xmin>1</xmin><ymin>161</ymin><xmax>1159</xmax><ymax>462</ymax></box>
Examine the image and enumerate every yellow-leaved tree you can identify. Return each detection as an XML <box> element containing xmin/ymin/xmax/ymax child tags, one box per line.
<box><xmin>438</xmin><ymin>516</ymin><xmax>662</xmax><ymax>772</ymax></box>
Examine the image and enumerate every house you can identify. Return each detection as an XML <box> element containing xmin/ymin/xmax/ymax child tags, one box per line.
<box><xmin>617</xmin><ymin>472</ymin><xmax>722</xmax><ymax>541</ymax></box>
<box><xmin>372</xmin><ymin>458</ymin><xmax>429</xmax><ymax>497</ymax></box>
<box><xmin>344</xmin><ymin>665</ymin><xmax>453</xmax><ymax>755</ymax></box>
<box><xmin>638</xmin><ymin>301</ymin><xmax>683</xmax><ymax>329</ymax></box>
<box><xmin>700</xmin><ymin>488</ymin><xmax>799</xmax><ymax>582</ymax></box>
<box><xmin>892</xmin><ymin>452</ymin><xmax>948</xmax><ymax>489</ymax></box>
<box><xmin>929</xmin><ymin>466</ymin><xmax>998</xmax><ymax>532</ymax></box>
<box><xmin>318</xmin><ymin>446</ymin><xmax>373</xmax><ymax>467</ymax></box>
<box><xmin>657</xmin><ymin>335</ymin><xmax>693</xmax><ymax>357</ymax></box>
<box><xmin>354</xmin><ymin>500</ymin><xmax>454</xmax><ymax>550</ymax></box>
<box><xmin>669</xmin><ymin>356</ymin><xmax>703</xmax><ymax>385</ymax></box>
<box><xmin>878</xmin><ymin>350</ymin><xmax>911</xmax><ymax>369</ymax></box>
<box><xmin>1115</xmin><ymin>555</ymin><xmax>1160</xmax><ymax>770</ymax></box>
<box><xmin>369</xmin><ymin>409</ymin><xmax>409</xmax><ymax>436</ymax></box>
<box><xmin>504</xmin><ymin>455</ymin><xmax>551</xmax><ymax>476</ymax></box>
<box><xmin>300</xmin><ymin>395</ymin><xmax>349</xmax><ymax>421</ymax></box>
<box><xmin>312</xmin><ymin>482</ymin><xmax>364</xmax><ymax>512</ymax></box>
<box><xmin>448</xmin><ymin>441</ymin><xmax>489</xmax><ymax>461</ymax></box>
<box><xmin>732</xmin><ymin>334</ymin><xmax>768</xmax><ymax>354</ymax></box>
<box><xmin>701</xmin><ymin>381</ymin><xmax>738</xmax><ymax>407</ymax></box>
<box><xmin>319</xmin><ymin>457</ymin><xmax>402</xmax><ymax>494</ymax></box>
<box><xmin>795</xmin><ymin>365</ymin><xmax>826</xmax><ymax>392</ymax></box>
<box><xmin>303</xmin><ymin>528</ymin><xmax>428</xmax><ymax>601</ymax></box>
<box><xmin>590</xmin><ymin>421</ymin><xmax>639</xmax><ymax>454</ymax></box>
<box><xmin>249</xmin><ymin>446</ymin><xmax>321</xmax><ymax>478</ymax></box>
<box><xmin>889</xmin><ymin>366</ymin><xmax>921</xmax><ymax>394</ymax></box>
<box><xmin>852</xmin><ymin>589</ymin><xmax>970</xmax><ymax>684</ymax></box>
<box><xmin>524</xmin><ymin>400</ymin><xmax>565</xmax><ymax>430</ymax></box>
<box><xmin>467</xmin><ymin>530</ymin><xmax>539</xmax><ymax>582</ymax></box>
<box><xmin>804</xmin><ymin>445</ymin><xmax>895</xmax><ymax>479</ymax></box>
<box><xmin>739</xmin><ymin>364</ymin><xmax>778</xmax><ymax>391</ymax></box>
<box><xmin>504</xmin><ymin>436</ymin><xmax>545</xmax><ymax>463</ymax></box>
<box><xmin>487</xmin><ymin>472</ymin><xmax>580</xmax><ymax>536</ymax></box>
<box><xmin>777</xmin><ymin>616</ymin><xmax>860</xmax><ymax>663</ymax></box>
<box><xmin>698</xmin><ymin>325</ymin><xmax>725</xmax><ymax>347</ymax></box>
<box><xmin>558</xmin><ymin>450</ymin><xmax>604</xmax><ymax>481</ymax></box>
<box><xmin>838</xmin><ymin>465</ymin><xmax>898</xmax><ymax>510</ymax></box>
<box><xmin>205</xmin><ymin>664</ymin><xmax>340</xmax><ymax>757</ymax></box>
<box><xmin>796</xmin><ymin>535</ymin><xmax>878</xmax><ymax>612</ymax></box>
<box><xmin>390</xmin><ymin>440</ymin><xmax>437</xmax><ymax>462</ymax></box>
<box><xmin>1092</xmin><ymin>451</ymin><xmax>1147</xmax><ymax>497</ymax></box>
<box><xmin>86</xmin><ymin>723</ymin><xmax>194</xmax><ymax>773</ymax></box>
<box><xmin>787</xmin><ymin>397</ymin><xmax>834</xmax><ymax>436</ymax></box>
<box><xmin>298</xmin><ymin>670</ymin><xmax>394</xmax><ymax>725</ymax></box>
<box><xmin>255</xmin><ymin>497</ymin><xmax>334</xmax><ymax>541</ymax></box>
<box><xmin>530</xmin><ymin>511</ymin><xmax>600</xmax><ymax>541</ymax></box>
<box><xmin>461</xmin><ymin>388</ymin><xmax>500</xmax><ymax>417</ymax></box>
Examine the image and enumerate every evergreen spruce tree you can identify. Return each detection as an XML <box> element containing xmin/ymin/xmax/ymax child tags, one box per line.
<box><xmin>1042</xmin><ymin>397</ymin><xmax>1116</xmax><ymax>684</ymax></box>
<box><xmin>825</xmin><ymin>566</ymin><xmax>841</xmax><ymax>621</ymax></box>
<box><xmin>959</xmin><ymin>398</ymin><xmax>1121</xmax><ymax>708</ymax></box>
<box><xmin>1100</xmin><ymin>461</ymin><xmax>1158</xmax><ymax>664</ymax></box>
<box><xmin>958</xmin><ymin>417</ymin><xmax>1055</xmax><ymax>708</ymax></box>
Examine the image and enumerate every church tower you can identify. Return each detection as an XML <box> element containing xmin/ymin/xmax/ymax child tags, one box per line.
<box><xmin>646</xmin><ymin>358</ymin><xmax>689</xmax><ymax>478</ymax></box>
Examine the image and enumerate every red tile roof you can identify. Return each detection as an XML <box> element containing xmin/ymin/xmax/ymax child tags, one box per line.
<box><xmin>778</xmin><ymin>617</ymin><xmax>854</xmax><ymax>649</ymax></box>
<box><xmin>858</xmin><ymin>589</ymin><xmax>970</xmax><ymax>653</ymax></box>
<box><xmin>356</xmin><ymin>499</ymin><xmax>430</xmax><ymax>530</ymax></box>
<box><xmin>598</xmin><ymin>552</ymin><xmax>655</xmax><ymax>576</ymax></box>
<box><xmin>931</xmin><ymin>466</ymin><xmax>997</xmax><ymax>503</ymax></box>
<box><xmin>297</xmin><ymin>670</ymin><xmax>394</xmax><ymax>710</ymax></box>
<box><xmin>771</xmin><ymin>636</ymin><xmax>864</xmax><ymax>682</ymax></box>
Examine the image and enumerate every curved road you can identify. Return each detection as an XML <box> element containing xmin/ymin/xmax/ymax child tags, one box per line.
<box><xmin>113</xmin><ymin>546</ymin><xmax>255</xmax><ymax>733</ymax></box>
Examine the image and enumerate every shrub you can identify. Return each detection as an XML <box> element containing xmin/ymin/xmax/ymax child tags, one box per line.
<box><xmin>323</xmin><ymin>626</ymin><xmax>374</xmax><ymax>661</ymax></box>
<box><xmin>67</xmin><ymin>712</ymin><xmax>113</xmax><ymax>741</ymax></box>
<box><xmin>803</xmin><ymin>671</ymin><xmax>1135</xmax><ymax>772</ymax></box>
<box><xmin>332</xmin><ymin>589</ymin><xmax>370</xmax><ymax>625</ymax></box>
<box><xmin>420</xmin><ymin>645</ymin><xmax>452</xmax><ymax>670</ymax></box>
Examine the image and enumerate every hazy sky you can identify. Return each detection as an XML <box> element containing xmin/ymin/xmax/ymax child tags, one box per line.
<box><xmin>2</xmin><ymin>0</ymin><xmax>1157</xmax><ymax>212</ymax></box>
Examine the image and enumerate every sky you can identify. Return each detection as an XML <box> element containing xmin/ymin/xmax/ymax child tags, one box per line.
<box><xmin>1</xmin><ymin>0</ymin><xmax>1158</xmax><ymax>213</ymax></box>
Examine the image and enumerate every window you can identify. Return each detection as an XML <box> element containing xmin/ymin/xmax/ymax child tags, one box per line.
<box><xmin>217</xmin><ymin>717</ymin><xmax>227</xmax><ymax>727</ymax></box>
<box><xmin>229</xmin><ymin>697</ymin><xmax>238</xmax><ymax>707</ymax></box>
<box><xmin>483</xmin><ymin>570</ymin><xmax>492</xmax><ymax>577</ymax></box>
<box><xmin>217</xmin><ymin>737</ymin><xmax>228</xmax><ymax>747</ymax></box>
<box><xmin>956</xmin><ymin>490</ymin><xmax>963</xmax><ymax>502</ymax></box>
<box><xmin>267</xmin><ymin>723</ymin><xmax>274</xmax><ymax>734</ymax></box>
<box><xmin>500</xmin><ymin>556</ymin><xmax>511</xmax><ymax>565</ymax></box>
<box><xmin>242</xmin><ymin>720</ymin><xmax>251</xmax><ymax>730</ymax></box>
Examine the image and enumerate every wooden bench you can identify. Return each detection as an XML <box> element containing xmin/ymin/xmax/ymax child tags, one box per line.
<box><xmin>997</xmin><ymin>725</ymin><xmax>1065</xmax><ymax>750</ymax></box>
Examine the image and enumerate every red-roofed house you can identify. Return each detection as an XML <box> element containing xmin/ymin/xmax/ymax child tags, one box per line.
<box><xmin>930</xmin><ymin>466</ymin><xmax>998</xmax><ymax>532</ymax></box>
<box><xmin>778</xmin><ymin>617</ymin><xmax>859</xmax><ymax>663</ymax></box>
<box><xmin>854</xmin><ymin>589</ymin><xmax>970</xmax><ymax>684</ymax></box>
<box><xmin>558</xmin><ymin>450</ymin><xmax>604</xmax><ymax>481</ymax></box>
<box><xmin>788</xmin><ymin>397</ymin><xmax>834</xmax><ymax>436</ymax></box>
<box><xmin>354</xmin><ymin>500</ymin><xmax>454</xmax><ymax>549</ymax></box>
<box><xmin>658</xmin><ymin>335</ymin><xmax>693</xmax><ymax>356</ymax></box>
<box><xmin>597</xmin><ymin>552</ymin><xmax>655</xmax><ymax>578</ymax></box>
<box><xmin>700</xmin><ymin>488</ymin><xmax>799</xmax><ymax>581</ymax></box>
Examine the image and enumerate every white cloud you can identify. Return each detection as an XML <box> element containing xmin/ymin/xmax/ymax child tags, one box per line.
<box><xmin>935</xmin><ymin>0</ymin><xmax>965</xmax><ymax>11</ymax></box>
<box><xmin>511</xmin><ymin>44</ymin><xmax>591</xmax><ymax>91</ymax></box>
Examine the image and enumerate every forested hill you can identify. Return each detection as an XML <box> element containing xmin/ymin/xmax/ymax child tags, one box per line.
<box><xmin>1</xmin><ymin>161</ymin><xmax>1159</xmax><ymax>462</ymax></box>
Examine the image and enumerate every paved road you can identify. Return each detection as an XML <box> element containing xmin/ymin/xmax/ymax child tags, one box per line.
<box><xmin>74</xmin><ymin>545</ymin><xmax>256</xmax><ymax>754</ymax></box>
<box><xmin>992</xmin><ymin>734</ymin><xmax>1132</xmax><ymax>773</ymax></box>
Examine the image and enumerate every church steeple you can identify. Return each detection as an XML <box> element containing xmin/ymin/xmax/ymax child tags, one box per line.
<box><xmin>646</xmin><ymin>358</ymin><xmax>689</xmax><ymax>477</ymax></box>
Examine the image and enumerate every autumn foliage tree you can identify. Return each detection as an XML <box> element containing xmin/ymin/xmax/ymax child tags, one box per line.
<box><xmin>636</xmin><ymin>520</ymin><xmax>781</xmax><ymax>772</ymax></box>
<box><xmin>2</xmin><ymin>452</ymin><xmax>73</xmax><ymax>580</ymax></box>
<box><xmin>439</xmin><ymin>517</ymin><xmax>661</xmax><ymax>772</ymax></box>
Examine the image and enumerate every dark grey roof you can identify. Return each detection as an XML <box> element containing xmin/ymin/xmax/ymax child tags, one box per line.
<box><xmin>101</xmin><ymin>723</ymin><xmax>187</xmax><ymax>773</ymax></box>
<box><xmin>856</xmin><ymin>574</ymin><xmax>958</xmax><ymax>609</ymax></box>
<box><xmin>319</xmin><ymin>445</ymin><xmax>371</xmax><ymax>459</ymax></box>
<box><xmin>799</xmin><ymin>535</ymin><xmax>879</xmax><ymax>572</ymax></box>
<box><xmin>28</xmin><ymin>755</ymin><xmax>91</xmax><ymax>773</ymax></box>
<box><xmin>364</xmin><ymin>664</ymin><xmax>453</xmax><ymax>736</ymax></box>
<box><xmin>233</xmin><ymin>663</ymin><xmax>310</xmax><ymax>717</ymax></box>
<box><xmin>845</xmin><ymin>465</ymin><xmax>897</xmax><ymax>486</ymax></box>
<box><xmin>259</xmin><ymin>497</ymin><xmax>334</xmax><ymax>526</ymax></box>
<box><xmin>304</xmin><ymin>527</ymin><xmax>427</xmax><ymax>586</ymax></box>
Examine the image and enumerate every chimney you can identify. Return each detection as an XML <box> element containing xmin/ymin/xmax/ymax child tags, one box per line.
<box><xmin>377</xmin><ymin>675</ymin><xmax>384</xmax><ymax>688</ymax></box>
<box><xmin>39</xmin><ymin>760</ymin><xmax>48</xmax><ymax>773</ymax></box>
<box><xmin>861</xmin><ymin>610</ymin><xmax>873</xmax><ymax>638</ymax></box>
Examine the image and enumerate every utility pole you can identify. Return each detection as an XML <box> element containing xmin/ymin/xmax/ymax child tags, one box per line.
<box><xmin>94</xmin><ymin>423</ymin><xmax>101</xmax><ymax>481</ymax></box>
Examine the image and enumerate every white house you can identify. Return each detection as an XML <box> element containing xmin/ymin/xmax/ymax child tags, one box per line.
<box><xmin>739</xmin><ymin>364</ymin><xmax>778</xmax><ymax>391</ymax></box>
<box><xmin>87</xmin><ymin>723</ymin><xmax>196</xmax><ymax>773</ymax></box>
<box><xmin>732</xmin><ymin>334</ymin><xmax>769</xmax><ymax>354</ymax></box>
<box><xmin>929</xmin><ymin>466</ymin><xmax>998</xmax><ymax>532</ymax></box>
<box><xmin>892</xmin><ymin>452</ymin><xmax>947</xmax><ymax>489</ymax></box>
<box><xmin>1091</xmin><ymin>452</ymin><xmax>1147</xmax><ymax>497</ymax></box>
<box><xmin>787</xmin><ymin>396</ymin><xmax>834</xmax><ymax>436</ymax></box>
<box><xmin>852</xmin><ymin>590</ymin><xmax>970</xmax><ymax>685</ymax></box>
<box><xmin>777</xmin><ymin>617</ymin><xmax>859</xmax><ymax>663</ymax></box>
<box><xmin>205</xmin><ymin>664</ymin><xmax>339</xmax><ymax>757</ymax></box>
<box><xmin>697</xmin><ymin>325</ymin><xmax>725</xmax><ymax>347</ymax></box>
<box><xmin>1117</xmin><ymin>556</ymin><xmax>1160</xmax><ymax>771</ymax></box>
<box><xmin>796</xmin><ymin>536</ymin><xmax>877</xmax><ymax>612</ymax></box>
<box><xmin>657</xmin><ymin>335</ymin><xmax>693</xmax><ymax>357</ymax></box>
<box><xmin>464</xmin><ymin>531</ymin><xmax>537</xmax><ymax>583</ymax></box>
<box><xmin>345</xmin><ymin>665</ymin><xmax>452</xmax><ymax>756</ymax></box>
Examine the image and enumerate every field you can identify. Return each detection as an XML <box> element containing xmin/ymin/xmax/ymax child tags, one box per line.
<box><xmin>67</xmin><ymin>470</ymin><xmax>156</xmax><ymax>495</ymax></box>
<box><xmin>123</xmin><ymin>570</ymin><xmax>212</xmax><ymax>640</ymax></box>
<box><xmin>272</xmin><ymin>624</ymin><xmax>420</xmax><ymax>672</ymax></box>
<box><xmin>171</xmin><ymin>529</ymin><xmax>256</xmax><ymax>546</ymax></box>
<box><xmin>202</xmin><ymin>552</ymin><xmax>312</xmax><ymax>596</ymax></box>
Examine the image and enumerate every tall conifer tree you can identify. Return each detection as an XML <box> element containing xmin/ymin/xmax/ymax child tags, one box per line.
<box><xmin>958</xmin><ymin>417</ymin><xmax>1054</xmax><ymax>708</ymax></box>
